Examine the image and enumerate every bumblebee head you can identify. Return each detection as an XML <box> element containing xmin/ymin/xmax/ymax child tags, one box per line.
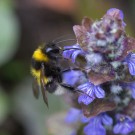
<box><xmin>45</xmin><ymin>42</ymin><xmax>61</xmax><ymax>53</ymax></box>
<box><xmin>41</xmin><ymin>42</ymin><xmax>62</xmax><ymax>59</ymax></box>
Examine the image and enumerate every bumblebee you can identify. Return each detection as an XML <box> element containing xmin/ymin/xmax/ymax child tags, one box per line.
<box><xmin>31</xmin><ymin>42</ymin><xmax>88</xmax><ymax>107</ymax></box>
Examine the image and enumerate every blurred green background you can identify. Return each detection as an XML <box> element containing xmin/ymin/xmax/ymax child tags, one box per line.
<box><xmin>0</xmin><ymin>0</ymin><xmax>135</xmax><ymax>135</ymax></box>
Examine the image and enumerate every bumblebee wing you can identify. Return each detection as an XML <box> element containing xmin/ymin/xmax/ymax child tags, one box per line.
<box><xmin>32</xmin><ymin>78</ymin><xmax>40</xmax><ymax>99</ymax></box>
<box><xmin>40</xmin><ymin>64</ymin><xmax>49</xmax><ymax>108</ymax></box>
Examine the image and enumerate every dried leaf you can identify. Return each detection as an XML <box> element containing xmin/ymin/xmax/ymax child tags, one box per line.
<box><xmin>81</xmin><ymin>99</ymin><xmax>116</xmax><ymax>117</ymax></box>
<box><xmin>124</xmin><ymin>100</ymin><xmax>135</xmax><ymax>119</ymax></box>
<box><xmin>82</xmin><ymin>17</ymin><xmax>93</xmax><ymax>31</ymax></box>
<box><xmin>73</xmin><ymin>25</ymin><xmax>88</xmax><ymax>45</ymax></box>
<box><xmin>88</xmin><ymin>71</ymin><xmax>114</xmax><ymax>85</ymax></box>
<box><xmin>120</xmin><ymin>68</ymin><xmax>135</xmax><ymax>83</ymax></box>
<box><xmin>118</xmin><ymin>37</ymin><xmax>135</xmax><ymax>60</ymax></box>
<box><xmin>73</xmin><ymin>17</ymin><xmax>93</xmax><ymax>49</ymax></box>
<box><xmin>126</xmin><ymin>37</ymin><xmax>135</xmax><ymax>52</ymax></box>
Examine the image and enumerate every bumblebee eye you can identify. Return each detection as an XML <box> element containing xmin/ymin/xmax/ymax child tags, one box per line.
<box><xmin>46</xmin><ymin>48</ymin><xmax>52</xmax><ymax>53</ymax></box>
<box><xmin>45</xmin><ymin>42</ymin><xmax>60</xmax><ymax>54</ymax></box>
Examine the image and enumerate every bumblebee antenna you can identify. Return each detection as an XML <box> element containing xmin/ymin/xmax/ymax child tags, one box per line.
<box><xmin>52</xmin><ymin>34</ymin><xmax>75</xmax><ymax>42</ymax></box>
<box><xmin>55</xmin><ymin>39</ymin><xmax>76</xmax><ymax>44</ymax></box>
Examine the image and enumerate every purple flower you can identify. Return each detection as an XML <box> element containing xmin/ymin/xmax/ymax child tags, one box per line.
<box><xmin>106</xmin><ymin>8</ymin><xmax>126</xmax><ymax>27</ymax></box>
<box><xmin>113</xmin><ymin>114</ymin><xmax>135</xmax><ymax>134</ymax></box>
<box><xmin>65</xmin><ymin>109</ymin><xmax>113</xmax><ymax>135</ymax></box>
<box><xmin>82</xmin><ymin>113</ymin><xmax>113</xmax><ymax>125</ymax></box>
<box><xmin>63</xmin><ymin>44</ymin><xmax>85</xmax><ymax>63</ymax></box>
<box><xmin>125</xmin><ymin>53</ymin><xmax>135</xmax><ymax>75</ymax></box>
<box><xmin>77</xmin><ymin>82</ymin><xmax>105</xmax><ymax>105</ymax></box>
<box><xmin>83</xmin><ymin>113</ymin><xmax>113</xmax><ymax>135</ymax></box>
<box><xmin>62</xmin><ymin>70</ymin><xmax>87</xmax><ymax>87</ymax></box>
<box><xmin>101</xmin><ymin>113</ymin><xmax>113</xmax><ymax>126</ymax></box>
<box><xmin>84</xmin><ymin>119</ymin><xmax>106</xmax><ymax>135</ymax></box>
<box><xmin>65</xmin><ymin>108</ymin><xmax>82</xmax><ymax>124</ymax></box>
<box><xmin>107</xmin><ymin>8</ymin><xmax>124</xmax><ymax>20</ymax></box>
<box><xmin>78</xmin><ymin>94</ymin><xmax>94</xmax><ymax>105</ymax></box>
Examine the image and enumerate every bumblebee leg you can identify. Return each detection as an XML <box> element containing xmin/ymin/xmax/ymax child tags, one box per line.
<box><xmin>40</xmin><ymin>63</ymin><xmax>49</xmax><ymax>108</ymax></box>
<box><xmin>60</xmin><ymin>67</ymin><xmax>81</xmax><ymax>73</ymax></box>
<box><xmin>60</xmin><ymin>83</ymin><xmax>74</xmax><ymax>89</ymax></box>
<box><xmin>74</xmin><ymin>89</ymin><xmax>92</xmax><ymax>98</ymax></box>
<box><xmin>60</xmin><ymin>82</ymin><xmax>92</xmax><ymax>98</ymax></box>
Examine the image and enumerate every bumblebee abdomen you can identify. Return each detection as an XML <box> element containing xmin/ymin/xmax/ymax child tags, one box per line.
<box><xmin>31</xmin><ymin>47</ymin><xmax>51</xmax><ymax>85</ymax></box>
<box><xmin>31</xmin><ymin>68</ymin><xmax>50</xmax><ymax>84</ymax></box>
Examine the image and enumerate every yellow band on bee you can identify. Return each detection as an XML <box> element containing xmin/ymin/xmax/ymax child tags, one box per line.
<box><xmin>31</xmin><ymin>68</ymin><xmax>49</xmax><ymax>84</ymax></box>
<box><xmin>32</xmin><ymin>48</ymin><xmax>49</xmax><ymax>62</ymax></box>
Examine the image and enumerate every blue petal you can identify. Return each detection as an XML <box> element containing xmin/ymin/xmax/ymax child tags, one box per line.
<box><xmin>121</xmin><ymin>122</ymin><xmax>135</xmax><ymax>134</ymax></box>
<box><xmin>128</xmin><ymin>62</ymin><xmax>135</xmax><ymax>75</ymax></box>
<box><xmin>62</xmin><ymin>70</ymin><xmax>85</xmax><ymax>86</ymax></box>
<box><xmin>84</xmin><ymin>118</ymin><xmax>106</xmax><ymax>135</ymax></box>
<box><xmin>113</xmin><ymin>123</ymin><xmax>123</xmax><ymax>134</ymax></box>
<box><xmin>77</xmin><ymin>83</ymin><xmax>92</xmax><ymax>91</ymax></box>
<box><xmin>63</xmin><ymin>44</ymin><xmax>81</xmax><ymax>59</ymax></box>
<box><xmin>131</xmin><ymin>87</ymin><xmax>135</xmax><ymax>99</ymax></box>
<box><xmin>77</xmin><ymin>83</ymin><xmax>105</xmax><ymax>105</ymax></box>
<box><xmin>77</xmin><ymin>82</ymin><xmax>95</xmax><ymax>97</ymax></box>
<box><xmin>125</xmin><ymin>53</ymin><xmax>135</xmax><ymax>76</ymax></box>
<box><xmin>65</xmin><ymin>108</ymin><xmax>81</xmax><ymax>124</ymax></box>
<box><xmin>63</xmin><ymin>44</ymin><xmax>85</xmax><ymax>63</ymax></box>
<box><xmin>64</xmin><ymin>45</ymin><xmax>80</xmax><ymax>49</ymax></box>
<box><xmin>121</xmin><ymin>122</ymin><xmax>134</xmax><ymax>134</ymax></box>
<box><xmin>78</xmin><ymin>94</ymin><xmax>94</xmax><ymax>105</ymax></box>
<box><xmin>130</xmin><ymin>53</ymin><xmax>135</xmax><ymax>58</ymax></box>
<box><xmin>101</xmin><ymin>114</ymin><xmax>113</xmax><ymax>126</ymax></box>
<box><xmin>94</xmin><ymin>86</ymin><xmax>105</xmax><ymax>98</ymax></box>
<box><xmin>63</xmin><ymin>50</ymin><xmax>74</xmax><ymax>59</ymax></box>
<box><xmin>71</xmin><ymin>50</ymin><xmax>83</xmax><ymax>63</ymax></box>
<box><xmin>129</xmin><ymin>82</ymin><xmax>135</xmax><ymax>99</ymax></box>
<box><xmin>114</xmin><ymin>114</ymin><xmax>135</xmax><ymax>134</ymax></box>
<box><xmin>113</xmin><ymin>122</ymin><xmax>134</xmax><ymax>134</ymax></box>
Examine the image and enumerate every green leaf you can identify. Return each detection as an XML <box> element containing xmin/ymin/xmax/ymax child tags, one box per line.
<box><xmin>0</xmin><ymin>0</ymin><xmax>19</xmax><ymax>66</ymax></box>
